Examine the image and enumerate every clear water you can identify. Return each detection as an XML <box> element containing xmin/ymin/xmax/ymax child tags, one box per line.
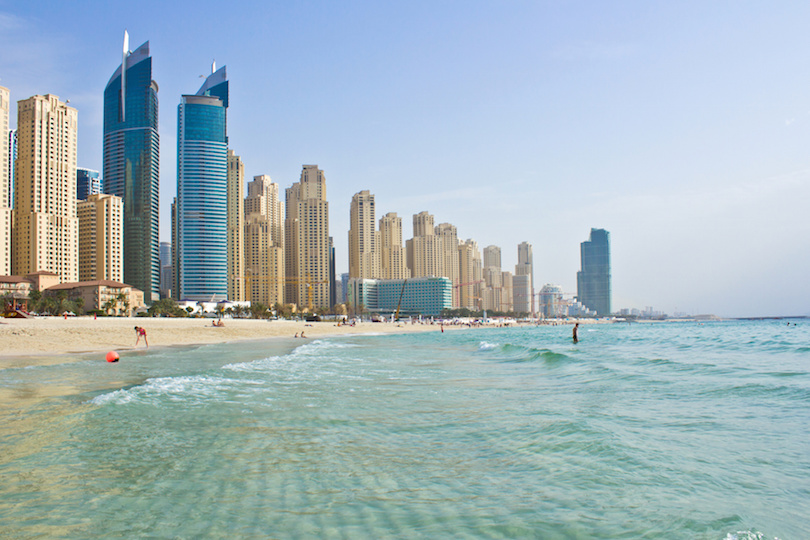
<box><xmin>1</xmin><ymin>320</ymin><xmax>808</xmax><ymax>539</ymax></box>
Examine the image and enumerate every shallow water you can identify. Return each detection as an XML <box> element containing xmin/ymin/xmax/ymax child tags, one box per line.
<box><xmin>1</xmin><ymin>320</ymin><xmax>808</xmax><ymax>538</ymax></box>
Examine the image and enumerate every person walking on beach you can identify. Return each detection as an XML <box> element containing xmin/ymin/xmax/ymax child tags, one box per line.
<box><xmin>573</xmin><ymin>323</ymin><xmax>579</xmax><ymax>344</ymax></box>
<box><xmin>134</xmin><ymin>326</ymin><xmax>149</xmax><ymax>348</ymax></box>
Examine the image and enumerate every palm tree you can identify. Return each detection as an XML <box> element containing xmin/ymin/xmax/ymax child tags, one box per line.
<box><xmin>103</xmin><ymin>299</ymin><xmax>116</xmax><ymax>316</ymax></box>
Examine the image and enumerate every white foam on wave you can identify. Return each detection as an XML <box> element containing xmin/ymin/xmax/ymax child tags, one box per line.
<box><xmin>90</xmin><ymin>374</ymin><xmax>247</xmax><ymax>406</ymax></box>
<box><xmin>478</xmin><ymin>341</ymin><xmax>498</xmax><ymax>351</ymax></box>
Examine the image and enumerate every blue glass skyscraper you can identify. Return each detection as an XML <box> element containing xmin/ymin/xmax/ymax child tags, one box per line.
<box><xmin>76</xmin><ymin>168</ymin><xmax>102</xmax><ymax>200</ymax></box>
<box><xmin>103</xmin><ymin>32</ymin><xmax>160</xmax><ymax>302</ymax></box>
<box><xmin>175</xmin><ymin>65</ymin><xmax>229</xmax><ymax>301</ymax></box>
<box><xmin>576</xmin><ymin>228</ymin><xmax>612</xmax><ymax>316</ymax></box>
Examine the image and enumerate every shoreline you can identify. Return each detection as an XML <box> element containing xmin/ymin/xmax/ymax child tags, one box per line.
<box><xmin>0</xmin><ymin>316</ymin><xmax>460</xmax><ymax>367</ymax></box>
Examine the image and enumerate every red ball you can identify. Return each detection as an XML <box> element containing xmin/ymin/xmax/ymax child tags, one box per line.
<box><xmin>106</xmin><ymin>351</ymin><xmax>120</xmax><ymax>363</ymax></box>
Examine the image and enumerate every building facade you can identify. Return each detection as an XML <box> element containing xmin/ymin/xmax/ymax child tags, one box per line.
<box><xmin>175</xmin><ymin>66</ymin><xmax>229</xmax><ymax>302</ymax></box>
<box><xmin>0</xmin><ymin>86</ymin><xmax>10</xmax><ymax>275</ymax></box>
<box><xmin>103</xmin><ymin>34</ymin><xmax>160</xmax><ymax>302</ymax></box>
<box><xmin>13</xmin><ymin>94</ymin><xmax>79</xmax><ymax>283</ymax></box>
<box><xmin>348</xmin><ymin>190</ymin><xmax>379</xmax><ymax>279</ymax></box>
<box><xmin>227</xmin><ymin>150</ymin><xmax>245</xmax><ymax>301</ymax></box>
<box><xmin>77</xmin><ymin>193</ymin><xmax>123</xmax><ymax>282</ymax></box>
<box><xmin>244</xmin><ymin>175</ymin><xmax>284</xmax><ymax>307</ymax></box>
<box><xmin>435</xmin><ymin>222</ymin><xmax>460</xmax><ymax>307</ymax></box>
<box><xmin>285</xmin><ymin>165</ymin><xmax>330</xmax><ymax>311</ymax></box>
<box><xmin>458</xmin><ymin>239</ymin><xmax>482</xmax><ymax>310</ymax></box>
<box><xmin>576</xmin><ymin>228</ymin><xmax>611</xmax><ymax>316</ymax></box>
<box><xmin>406</xmin><ymin>211</ymin><xmax>443</xmax><ymax>278</ymax></box>
<box><xmin>347</xmin><ymin>276</ymin><xmax>452</xmax><ymax>318</ymax></box>
<box><xmin>515</xmin><ymin>241</ymin><xmax>534</xmax><ymax>314</ymax></box>
<box><xmin>76</xmin><ymin>168</ymin><xmax>102</xmax><ymax>200</ymax></box>
<box><xmin>378</xmin><ymin>212</ymin><xmax>409</xmax><ymax>280</ymax></box>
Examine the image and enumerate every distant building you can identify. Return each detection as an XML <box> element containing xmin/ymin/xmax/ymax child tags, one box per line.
<box><xmin>435</xmin><ymin>223</ymin><xmax>460</xmax><ymax>307</ymax></box>
<box><xmin>103</xmin><ymin>33</ymin><xmax>160</xmax><ymax>302</ymax></box>
<box><xmin>13</xmin><ymin>94</ymin><xmax>79</xmax><ymax>283</ymax></box>
<box><xmin>576</xmin><ymin>228</ymin><xmax>611</xmax><ymax>316</ymax></box>
<box><xmin>77</xmin><ymin>193</ymin><xmax>123</xmax><ymax>282</ymax></box>
<box><xmin>0</xmin><ymin>86</ymin><xmax>10</xmax><ymax>276</ymax></box>
<box><xmin>285</xmin><ymin>165</ymin><xmax>330</xmax><ymax>311</ymax></box>
<box><xmin>159</xmin><ymin>241</ymin><xmax>171</xmax><ymax>298</ymax></box>
<box><xmin>406</xmin><ymin>211</ymin><xmax>443</xmax><ymax>278</ymax></box>
<box><xmin>539</xmin><ymin>283</ymin><xmax>564</xmax><ymax>318</ymax></box>
<box><xmin>348</xmin><ymin>190</ymin><xmax>379</xmax><ymax>279</ymax></box>
<box><xmin>513</xmin><ymin>274</ymin><xmax>531</xmax><ymax>314</ymax></box>
<box><xmin>347</xmin><ymin>276</ymin><xmax>452</xmax><ymax>318</ymax></box>
<box><xmin>378</xmin><ymin>213</ymin><xmax>409</xmax><ymax>280</ymax></box>
<box><xmin>46</xmin><ymin>280</ymin><xmax>144</xmax><ymax>316</ymax></box>
<box><xmin>175</xmin><ymin>65</ymin><xmax>229</xmax><ymax>302</ymax></box>
<box><xmin>515</xmin><ymin>241</ymin><xmax>534</xmax><ymax>314</ymax></box>
<box><xmin>227</xmin><ymin>150</ymin><xmax>245</xmax><ymax>302</ymax></box>
<box><xmin>76</xmin><ymin>168</ymin><xmax>102</xmax><ymax>200</ymax></box>
<box><xmin>458</xmin><ymin>239</ymin><xmax>482</xmax><ymax>310</ymax></box>
<box><xmin>244</xmin><ymin>175</ymin><xmax>284</xmax><ymax>307</ymax></box>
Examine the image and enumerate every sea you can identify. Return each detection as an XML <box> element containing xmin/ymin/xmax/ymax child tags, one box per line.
<box><xmin>0</xmin><ymin>319</ymin><xmax>808</xmax><ymax>539</ymax></box>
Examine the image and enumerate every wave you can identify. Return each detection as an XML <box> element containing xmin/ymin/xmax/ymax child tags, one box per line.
<box><xmin>477</xmin><ymin>342</ymin><xmax>572</xmax><ymax>364</ymax></box>
<box><xmin>89</xmin><ymin>374</ymin><xmax>258</xmax><ymax>406</ymax></box>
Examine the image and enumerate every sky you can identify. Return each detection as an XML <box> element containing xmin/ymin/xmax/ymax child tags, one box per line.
<box><xmin>1</xmin><ymin>0</ymin><xmax>808</xmax><ymax>318</ymax></box>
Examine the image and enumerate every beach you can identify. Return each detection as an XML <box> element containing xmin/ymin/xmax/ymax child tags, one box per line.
<box><xmin>0</xmin><ymin>316</ymin><xmax>452</xmax><ymax>364</ymax></box>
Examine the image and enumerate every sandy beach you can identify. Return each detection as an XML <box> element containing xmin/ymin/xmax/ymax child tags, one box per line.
<box><xmin>0</xmin><ymin>316</ymin><xmax>454</xmax><ymax>365</ymax></box>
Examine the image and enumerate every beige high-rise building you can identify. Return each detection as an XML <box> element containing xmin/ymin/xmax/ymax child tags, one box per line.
<box><xmin>515</xmin><ymin>241</ymin><xmax>534</xmax><ymax>314</ymax></box>
<box><xmin>285</xmin><ymin>165</ymin><xmax>330</xmax><ymax>311</ymax></box>
<box><xmin>378</xmin><ymin>212</ymin><xmax>409</xmax><ymax>280</ymax></box>
<box><xmin>13</xmin><ymin>95</ymin><xmax>78</xmax><ymax>282</ymax></box>
<box><xmin>483</xmin><ymin>245</ymin><xmax>501</xmax><ymax>270</ymax></box>
<box><xmin>244</xmin><ymin>174</ymin><xmax>284</xmax><ymax>306</ymax></box>
<box><xmin>78</xmin><ymin>194</ymin><xmax>123</xmax><ymax>281</ymax></box>
<box><xmin>406</xmin><ymin>211</ymin><xmax>443</xmax><ymax>278</ymax></box>
<box><xmin>482</xmin><ymin>245</ymin><xmax>502</xmax><ymax>311</ymax></box>
<box><xmin>348</xmin><ymin>190</ymin><xmax>380</xmax><ymax>279</ymax></box>
<box><xmin>501</xmin><ymin>270</ymin><xmax>514</xmax><ymax>312</ymax></box>
<box><xmin>0</xmin><ymin>86</ymin><xmax>10</xmax><ymax>275</ymax></box>
<box><xmin>458</xmin><ymin>239</ymin><xmax>482</xmax><ymax>310</ymax></box>
<box><xmin>435</xmin><ymin>222</ymin><xmax>460</xmax><ymax>307</ymax></box>
<box><xmin>227</xmin><ymin>150</ymin><xmax>245</xmax><ymax>301</ymax></box>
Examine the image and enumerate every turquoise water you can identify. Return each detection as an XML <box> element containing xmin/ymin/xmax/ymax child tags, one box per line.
<box><xmin>1</xmin><ymin>320</ymin><xmax>808</xmax><ymax>539</ymax></box>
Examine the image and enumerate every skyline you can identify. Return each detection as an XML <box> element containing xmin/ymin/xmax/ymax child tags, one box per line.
<box><xmin>1</xmin><ymin>1</ymin><xmax>809</xmax><ymax>317</ymax></box>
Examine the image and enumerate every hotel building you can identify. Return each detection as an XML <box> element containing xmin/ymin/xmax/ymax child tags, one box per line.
<box><xmin>406</xmin><ymin>211</ymin><xmax>443</xmax><ymax>278</ymax></box>
<box><xmin>175</xmin><ymin>65</ymin><xmax>229</xmax><ymax>302</ymax></box>
<box><xmin>348</xmin><ymin>190</ymin><xmax>379</xmax><ymax>279</ymax></box>
<box><xmin>77</xmin><ymin>193</ymin><xmax>123</xmax><ymax>282</ymax></box>
<box><xmin>0</xmin><ymin>86</ymin><xmax>10</xmax><ymax>275</ymax></box>
<box><xmin>347</xmin><ymin>276</ymin><xmax>452</xmax><ymax>318</ymax></box>
<box><xmin>285</xmin><ymin>165</ymin><xmax>330</xmax><ymax>311</ymax></box>
<box><xmin>13</xmin><ymin>94</ymin><xmax>79</xmax><ymax>283</ymax></box>
<box><xmin>458</xmin><ymin>239</ymin><xmax>482</xmax><ymax>310</ymax></box>
<box><xmin>227</xmin><ymin>150</ymin><xmax>245</xmax><ymax>301</ymax></box>
<box><xmin>515</xmin><ymin>241</ymin><xmax>534</xmax><ymax>314</ymax></box>
<box><xmin>378</xmin><ymin>212</ymin><xmax>409</xmax><ymax>280</ymax></box>
<box><xmin>435</xmin><ymin>222</ymin><xmax>460</xmax><ymax>307</ymax></box>
<box><xmin>244</xmin><ymin>174</ymin><xmax>284</xmax><ymax>306</ymax></box>
<box><xmin>103</xmin><ymin>33</ymin><xmax>160</xmax><ymax>302</ymax></box>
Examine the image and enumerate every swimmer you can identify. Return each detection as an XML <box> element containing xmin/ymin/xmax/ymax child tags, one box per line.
<box><xmin>573</xmin><ymin>323</ymin><xmax>579</xmax><ymax>344</ymax></box>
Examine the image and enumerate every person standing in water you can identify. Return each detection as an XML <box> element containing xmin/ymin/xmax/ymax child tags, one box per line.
<box><xmin>573</xmin><ymin>323</ymin><xmax>579</xmax><ymax>344</ymax></box>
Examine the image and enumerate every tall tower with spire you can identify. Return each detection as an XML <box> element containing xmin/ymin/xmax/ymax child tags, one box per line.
<box><xmin>103</xmin><ymin>31</ymin><xmax>160</xmax><ymax>301</ymax></box>
<box><xmin>174</xmin><ymin>64</ymin><xmax>229</xmax><ymax>301</ymax></box>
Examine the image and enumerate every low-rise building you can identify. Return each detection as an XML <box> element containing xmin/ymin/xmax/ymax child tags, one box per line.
<box><xmin>45</xmin><ymin>280</ymin><xmax>144</xmax><ymax>316</ymax></box>
<box><xmin>347</xmin><ymin>276</ymin><xmax>452</xmax><ymax>317</ymax></box>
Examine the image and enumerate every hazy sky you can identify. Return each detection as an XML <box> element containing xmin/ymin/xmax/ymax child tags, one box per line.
<box><xmin>1</xmin><ymin>0</ymin><xmax>808</xmax><ymax>317</ymax></box>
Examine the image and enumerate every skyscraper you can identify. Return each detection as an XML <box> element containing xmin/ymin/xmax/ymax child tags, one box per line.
<box><xmin>285</xmin><ymin>165</ymin><xmax>330</xmax><ymax>311</ymax></box>
<box><xmin>78</xmin><ymin>194</ymin><xmax>123</xmax><ymax>282</ymax></box>
<box><xmin>175</xmin><ymin>65</ymin><xmax>229</xmax><ymax>302</ymax></box>
<box><xmin>76</xmin><ymin>168</ymin><xmax>102</xmax><ymax>200</ymax></box>
<box><xmin>244</xmin><ymin>174</ymin><xmax>284</xmax><ymax>306</ymax></box>
<box><xmin>406</xmin><ymin>211</ymin><xmax>443</xmax><ymax>278</ymax></box>
<box><xmin>0</xmin><ymin>86</ymin><xmax>10</xmax><ymax>275</ymax></box>
<box><xmin>378</xmin><ymin>212</ymin><xmax>409</xmax><ymax>280</ymax></box>
<box><xmin>577</xmin><ymin>228</ymin><xmax>611</xmax><ymax>316</ymax></box>
<box><xmin>515</xmin><ymin>241</ymin><xmax>534</xmax><ymax>314</ymax></box>
<box><xmin>458</xmin><ymin>239</ymin><xmax>482</xmax><ymax>310</ymax></box>
<box><xmin>103</xmin><ymin>32</ymin><xmax>160</xmax><ymax>302</ymax></box>
<box><xmin>348</xmin><ymin>190</ymin><xmax>379</xmax><ymax>279</ymax></box>
<box><xmin>13</xmin><ymin>94</ymin><xmax>79</xmax><ymax>282</ymax></box>
<box><xmin>227</xmin><ymin>150</ymin><xmax>245</xmax><ymax>302</ymax></box>
<box><xmin>435</xmin><ymin>223</ymin><xmax>460</xmax><ymax>307</ymax></box>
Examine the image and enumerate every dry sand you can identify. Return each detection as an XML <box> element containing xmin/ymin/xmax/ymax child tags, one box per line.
<box><xmin>0</xmin><ymin>316</ymin><xmax>448</xmax><ymax>365</ymax></box>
